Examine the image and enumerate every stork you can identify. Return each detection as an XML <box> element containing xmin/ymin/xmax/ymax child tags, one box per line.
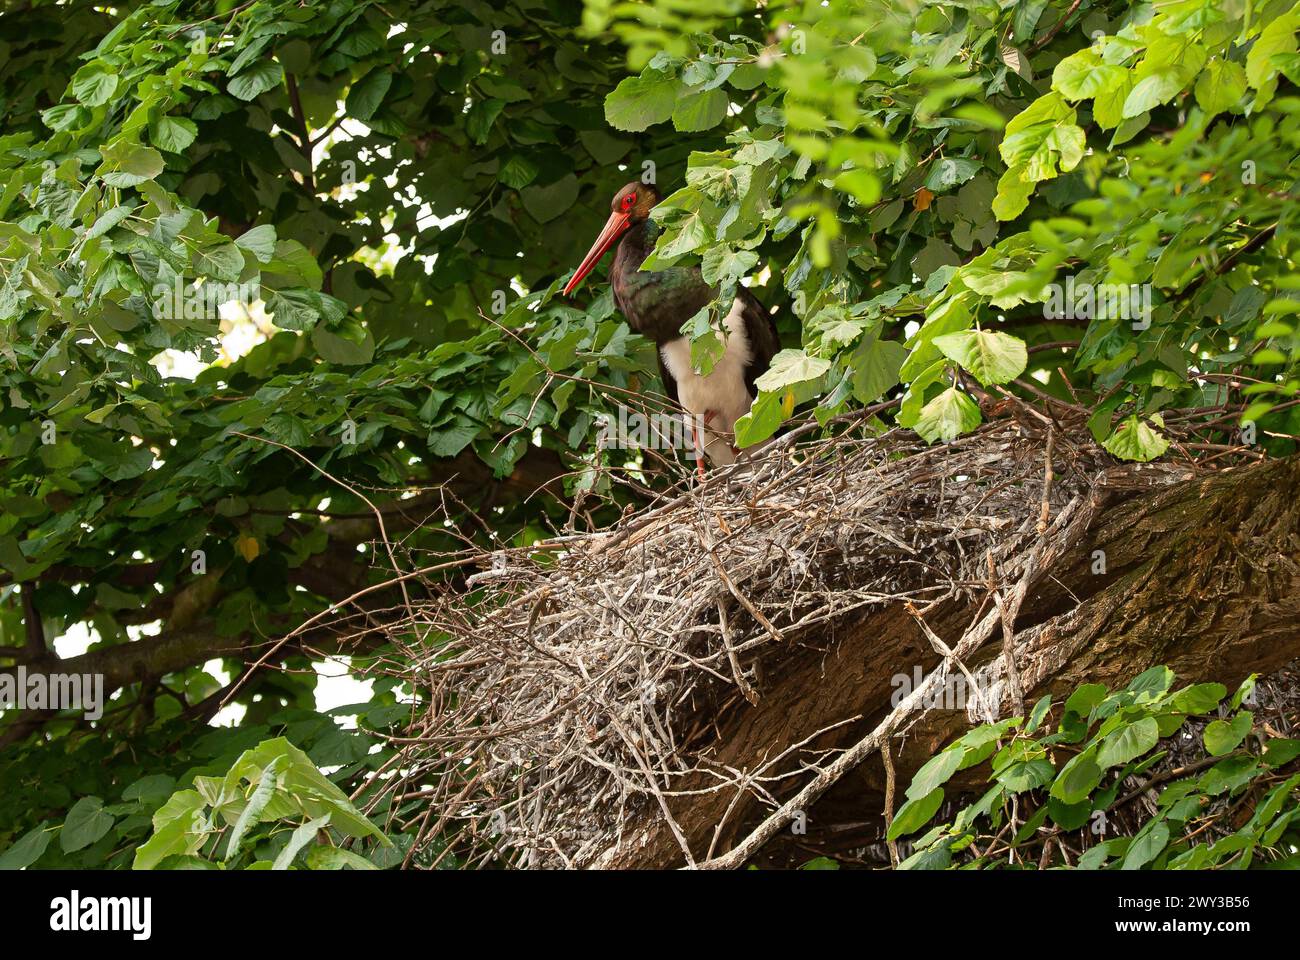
<box><xmin>562</xmin><ymin>182</ymin><xmax>779</xmax><ymax>473</ymax></box>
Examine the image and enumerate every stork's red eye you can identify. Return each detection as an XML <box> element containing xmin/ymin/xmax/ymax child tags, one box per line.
<box><xmin>622</xmin><ymin>194</ymin><xmax>634</xmax><ymax>209</ymax></box>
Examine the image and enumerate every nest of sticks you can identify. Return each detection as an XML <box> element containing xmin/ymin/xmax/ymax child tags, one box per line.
<box><xmin>349</xmin><ymin>403</ymin><xmax>1274</xmax><ymax>868</ymax></box>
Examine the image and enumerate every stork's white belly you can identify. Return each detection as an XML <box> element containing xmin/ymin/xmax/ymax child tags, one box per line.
<box><xmin>659</xmin><ymin>298</ymin><xmax>753</xmax><ymax>466</ymax></box>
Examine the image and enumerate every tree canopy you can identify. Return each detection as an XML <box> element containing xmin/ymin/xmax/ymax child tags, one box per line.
<box><xmin>1</xmin><ymin>0</ymin><xmax>1298</xmax><ymax>870</ymax></box>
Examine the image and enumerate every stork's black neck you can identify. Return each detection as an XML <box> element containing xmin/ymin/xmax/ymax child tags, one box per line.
<box><xmin>611</xmin><ymin>219</ymin><xmax>713</xmax><ymax>344</ymax></box>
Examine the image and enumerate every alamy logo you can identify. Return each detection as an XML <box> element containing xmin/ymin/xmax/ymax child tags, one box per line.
<box><xmin>50</xmin><ymin>891</ymin><xmax>151</xmax><ymax>940</ymax></box>
<box><xmin>151</xmin><ymin>276</ymin><xmax>258</xmax><ymax>320</ymax></box>
<box><xmin>0</xmin><ymin>667</ymin><xmax>104</xmax><ymax>721</ymax></box>
<box><xmin>595</xmin><ymin>404</ymin><xmax>708</xmax><ymax>460</ymax></box>
<box><xmin>1043</xmin><ymin>276</ymin><xmax>1153</xmax><ymax>330</ymax></box>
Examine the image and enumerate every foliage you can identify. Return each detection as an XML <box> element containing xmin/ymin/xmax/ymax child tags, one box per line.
<box><xmin>887</xmin><ymin>670</ymin><xmax>1300</xmax><ymax>869</ymax></box>
<box><xmin>0</xmin><ymin>674</ymin><xmax>412</xmax><ymax>869</ymax></box>
<box><xmin>2</xmin><ymin>0</ymin><xmax>1299</xmax><ymax>869</ymax></box>
<box><xmin>132</xmin><ymin>736</ymin><xmax>390</xmax><ymax>870</ymax></box>
<box><xmin>600</xmin><ymin>0</ymin><xmax>1300</xmax><ymax>456</ymax></box>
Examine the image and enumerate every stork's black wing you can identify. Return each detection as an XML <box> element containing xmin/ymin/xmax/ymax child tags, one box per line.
<box><xmin>736</xmin><ymin>286</ymin><xmax>781</xmax><ymax>398</ymax></box>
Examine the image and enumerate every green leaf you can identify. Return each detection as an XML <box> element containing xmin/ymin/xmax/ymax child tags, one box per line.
<box><xmin>60</xmin><ymin>796</ymin><xmax>117</xmax><ymax>853</ymax></box>
<box><xmin>906</xmin><ymin>749</ymin><xmax>964</xmax><ymax>801</ymax></box>
<box><xmin>428</xmin><ymin>418</ymin><xmax>479</xmax><ymax>457</ymax></box>
<box><xmin>1167</xmin><ymin>682</ymin><xmax>1226</xmax><ymax>715</ymax></box>
<box><xmin>1246</xmin><ymin>13</ymin><xmax>1300</xmax><ymax>88</ymax></box>
<box><xmin>1052</xmin><ymin>49</ymin><xmax>1126</xmax><ymax>100</ymax></box>
<box><xmin>312</xmin><ymin>322</ymin><xmax>374</xmax><ymax>365</ymax></box>
<box><xmin>733</xmin><ymin>390</ymin><xmax>783</xmax><ymax>448</ymax></box>
<box><xmin>499</xmin><ymin>153</ymin><xmax>539</xmax><ymax>190</ymax></box>
<box><xmin>700</xmin><ymin>247</ymin><xmax>757</xmax><ymax>286</ymax></box>
<box><xmin>466</xmin><ymin>98</ymin><xmax>506</xmax><ymax>144</ymax></box>
<box><xmin>1051</xmin><ymin>749</ymin><xmax>1102</xmax><ymax>804</ymax></box>
<box><xmin>850</xmin><ymin>332</ymin><xmax>907</xmax><ymax>404</ymax></box>
<box><xmin>887</xmin><ymin>787</ymin><xmax>945</xmax><ymax>840</ymax></box>
<box><xmin>924</xmin><ymin>157</ymin><xmax>980</xmax><ymax>193</ymax></box>
<box><xmin>123</xmin><ymin>775</ymin><xmax>178</xmax><ymax>805</ymax></box>
<box><xmin>346</xmin><ymin>69</ymin><xmax>392</xmax><ymax>121</ymax></box>
<box><xmin>1263</xmin><ymin>739</ymin><xmax>1300</xmax><ymax>767</ymax></box>
<box><xmin>235</xmin><ymin>224</ymin><xmax>278</xmax><ymax>263</ymax></box>
<box><xmin>217</xmin><ymin>738</ymin><xmax>389</xmax><ymax>844</ymax></box>
<box><xmin>605</xmin><ymin>70</ymin><xmax>678</xmax><ymax>132</ymax></box>
<box><xmin>150</xmin><ymin>116</ymin><xmax>198</xmax><ymax>153</ymax></box>
<box><xmin>193</xmin><ymin>242</ymin><xmax>245</xmax><ymax>282</ymax></box>
<box><xmin>272</xmin><ymin>815</ymin><xmax>329</xmax><ymax>870</ymax></box>
<box><xmin>71</xmin><ymin>63</ymin><xmax>119</xmax><ymax>107</ymax></box>
<box><xmin>932</xmin><ymin>329</ymin><xmax>1027</xmax><ymax>386</ymax></box>
<box><xmin>1195</xmin><ymin>59</ymin><xmax>1247</xmax><ymax>117</ymax></box>
<box><xmin>913</xmin><ymin>387</ymin><xmax>981</xmax><ymax>442</ymax></box>
<box><xmin>1204</xmin><ymin>711</ymin><xmax>1252</xmax><ymax>756</ymax></box>
<box><xmin>1122</xmin><ymin>71</ymin><xmax>1186</xmax><ymax>118</ymax></box>
<box><xmin>0</xmin><ymin>824</ymin><xmax>52</xmax><ymax>870</ymax></box>
<box><xmin>1097</xmin><ymin>717</ymin><xmax>1159</xmax><ymax>770</ymax></box>
<box><xmin>1102</xmin><ymin>415</ymin><xmax>1170</xmax><ymax>462</ymax></box>
<box><xmin>224</xmin><ymin>755</ymin><xmax>285</xmax><ymax>861</ymax></box>
<box><xmin>306</xmin><ymin>846</ymin><xmax>379</xmax><ymax>870</ymax></box>
<box><xmin>1120</xmin><ymin>819</ymin><xmax>1170</xmax><ymax>870</ymax></box>
<box><xmin>133</xmin><ymin>790</ymin><xmax>209</xmax><ymax>870</ymax></box>
<box><xmin>992</xmin><ymin>168</ymin><xmax>1035</xmax><ymax>221</ymax></box>
<box><xmin>228</xmin><ymin>61</ymin><xmax>284</xmax><ymax>101</ymax></box>
<box><xmin>98</xmin><ymin>141</ymin><xmax>165</xmax><ymax>188</ymax></box>
<box><xmin>521</xmin><ymin>174</ymin><xmax>579</xmax><ymax>224</ymax></box>
<box><xmin>672</xmin><ymin>88</ymin><xmax>728</xmax><ymax>132</ymax></box>
<box><xmin>1026</xmin><ymin>695</ymin><xmax>1052</xmax><ymax>734</ymax></box>
<box><xmin>753</xmin><ymin>349</ymin><xmax>831</xmax><ymax>392</ymax></box>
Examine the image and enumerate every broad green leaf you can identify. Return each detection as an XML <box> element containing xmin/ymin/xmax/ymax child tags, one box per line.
<box><xmin>98</xmin><ymin>142</ymin><xmax>165</xmax><ymax>188</ymax></box>
<box><xmin>228</xmin><ymin>61</ymin><xmax>284</xmax><ymax>101</ymax></box>
<box><xmin>672</xmin><ymin>88</ymin><xmax>728</xmax><ymax>132</ymax></box>
<box><xmin>133</xmin><ymin>790</ymin><xmax>209</xmax><ymax>870</ymax></box>
<box><xmin>932</xmin><ymin>329</ymin><xmax>1027</xmax><ymax>386</ymax></box>
<box><xmin>605</xmin><ymin>70</ymin><xmax>678</xmax><ymax>131</ymax></box>
<box><xmin>306</xmin><ymin>846</ymin><xmax>379</xmax><ymax>870</ymax></box>
<box><xmin>347</xmin><ymin>69</ymin><xmax>392</xmax><ymax>121</ymax></box>
<box><xmin>753</xmin><ymin>349</ymin><xmax>831</xmax><ymax>392</ymax></box>
<box><xmin>700</xmin><ymin>246</ymin><xmax>757</xmax><ymax>286</ymax></box>
<box><xmin>887</xmin><ymin>787</ymin><xmax>945</xmax><ymax>840</ymax></box>
<box><xmin>272</xmin><ymin>815</ymin><xmax>330</xmax><ymax>870</ymax></box>
<box><xmin>521</xmin><ymin>174</ymin><xmax>579</xmax><ymax>224</ymax></box>
<box><xmin>224</xmin><ymin>756</ymin><xmax>285</xmax><ymax>861</ymax></box>
<box><xmin>1102</xmin><ymin>416</ymin><xmax>1170</xmax><ymax>462</ymax></box>
<box><xmin>850</xmin><ymin>332</ymin><xmax>907</xmax><ymax>404</ymax></box>
<box><xmin>1052</xmin><ymin>49</ymin><xmax>1126</xmax><ymax>100</ymax></box>
<box><xmin>1246</xmin><ymin>14</ymin><xmax>1300</xmax><ymax>88</ymax></box>
<box><xmin>71</xmin><ymin>63</ymin><xmax>118</xmax><ymax>106</ymax></box>
<box><xmin>1120</xmin><ymin>819</ymin><xmax>1170</xmax><ymax>869</ymax></box>
<box><xmin>906</xmin><ymin>748</ymin><xmax>964</xmax><ymax>801</ymax></box>
<box><xmin>924</xmin><ymin>157</ymin><xmax>980</xmax><ymax>193</ymax></box>
<box><xmin>913</xmin><ymin>387</ymin><xmax>981</xmax><ymax>442</ymax></box>
<box><xmin>235</xmin><ymin>224</ymin><xmax>278</xmax><ymax>263</ymax></box>
<box><xmin>60</xmin><ymin>796</ymin><xmax>116</xmax><ymax>853</ymax></box>
<box><xmin>1195</xmin><ymin>59</ymin><xmax>1247</xmax><ymax>116</ymax></box>
<box><xmin>0</xmin><ymin>824</ymin><xmax>52</xmax><ymax>870</ymax></box>
<box><xmin>1204</xmin><ymin>711</ymin><xmax>1252</xmax><ymax>756</ymax></box>
<box><xmin>150</xmin><ymin>116</ymin><xmax>198</xmax><ymax>153</ymax></box>
<box><xmin>1097</xmin><ymin>717</ymin><xmax>1159</xmax><ymax>770</ymax></box>
<box><xmin>1051</xmin><ymin>749</ymin><xmax>1102</xmax><ymax>804</ymax></box>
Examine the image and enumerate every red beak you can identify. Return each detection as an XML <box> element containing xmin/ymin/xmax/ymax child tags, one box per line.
<box><xmin>563</xmin><ymin>209</ymin><xmax>632</xmax><ymax>296</ymax></box>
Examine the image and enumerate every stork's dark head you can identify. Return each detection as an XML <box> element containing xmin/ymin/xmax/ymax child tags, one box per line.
<box><xmin>562</xmin><ymin>181</ymin><xmax>661</xmax><ymax>296</ymax></box>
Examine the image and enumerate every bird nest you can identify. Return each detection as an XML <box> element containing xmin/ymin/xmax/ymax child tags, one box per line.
<box><xmin>355</xmin><ymin>411</ymin><xmax>1199</xmax><ymax>868</ymax></box>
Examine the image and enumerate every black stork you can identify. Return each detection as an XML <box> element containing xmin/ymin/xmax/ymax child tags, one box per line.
<box><xmin>562</xmin><ymin>181</ymin><xmax>780</xmax><ymax>472</ymax></box>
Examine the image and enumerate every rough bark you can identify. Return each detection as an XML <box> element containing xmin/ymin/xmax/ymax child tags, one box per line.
<box><xmin>597</xmin><ymin>455</ymin><xmax>1300</xmax><ymax>869</ymax></box>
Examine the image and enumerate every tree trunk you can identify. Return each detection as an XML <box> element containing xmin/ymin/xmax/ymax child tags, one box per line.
<box><xmin>596</xmin><ymin>455</ymin><xmax>1300</xmax><ymax>869</ymax></box>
